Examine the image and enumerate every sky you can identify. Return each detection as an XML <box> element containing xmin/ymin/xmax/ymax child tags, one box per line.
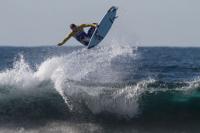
<box><xmin>0</xmin><ymin>0</ymin><xmax>200</xmax><ymax>46</ymax></box>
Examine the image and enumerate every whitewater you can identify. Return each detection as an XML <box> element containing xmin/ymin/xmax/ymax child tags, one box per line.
<box><xmin>0</xmin><ymin>42</ymin><xmax>200</xmax><ymax>133</ymax></box>
<box><xmin>0</xmin><ymin>42</ymin><xmax>144</xmax><ymax>117</ymax></box>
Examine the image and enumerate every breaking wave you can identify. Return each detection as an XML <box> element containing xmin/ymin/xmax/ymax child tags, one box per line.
<box><xmin>0</xmin><ymin>42</ymin><xmax>200</xmax><ymax>122</ymax></box>
<box><xmin>0</xmin><ymin>42</ymin><xmax>147</xmax><ymax>119</ymax></box>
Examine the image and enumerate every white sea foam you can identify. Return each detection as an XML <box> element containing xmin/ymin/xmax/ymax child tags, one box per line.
<box><xmin>0</xmin><ymin>55</ymin><xmax>40</xmax><ymax>89</ymax></box>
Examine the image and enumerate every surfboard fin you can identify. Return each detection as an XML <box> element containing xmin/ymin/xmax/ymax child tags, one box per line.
<box><xmin>108</xmin><ymin>6</ymin><xmax>118</xmax><ymax>12</ymax></box>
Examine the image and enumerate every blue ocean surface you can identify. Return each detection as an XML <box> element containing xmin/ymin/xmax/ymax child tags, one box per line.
<box><xmin>0</xmin><ymin>44</ymin><xmax>200</xmax><ymax>133</ymax></box>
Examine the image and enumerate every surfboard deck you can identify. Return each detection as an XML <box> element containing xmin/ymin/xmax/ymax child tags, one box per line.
<box><xmin>87</xmin><ymin>6</ymin><xmax>118</xmax><ymax>49</ymax></box>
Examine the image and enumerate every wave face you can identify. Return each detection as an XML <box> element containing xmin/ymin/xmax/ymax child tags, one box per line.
<box><xmin>0</xmin><ymin>45</ymin><xmax>200</xmax><ymax>132</ymax></box>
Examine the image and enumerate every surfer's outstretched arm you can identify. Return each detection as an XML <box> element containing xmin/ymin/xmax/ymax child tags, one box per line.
<box><xmin>80</xmin><ymin>24</ymin><xmax>97</xmax><ymax>28</ymax></box>
<box><xmin>58</xmin><ymin>32</ymin><xmax>73</xmax><ymax>46</ymax></box>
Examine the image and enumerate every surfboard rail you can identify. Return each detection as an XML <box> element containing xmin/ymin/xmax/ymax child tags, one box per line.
<box><xmin>87</xmin><ymin>6</ymin><xmax>118</xmax><ymax>49</ymax></box>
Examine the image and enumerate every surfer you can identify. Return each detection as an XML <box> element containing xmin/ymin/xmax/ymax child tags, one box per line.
<box><xmin>58</xmin><ymin>23</ymin><xmax>97</xmax><ymax>46</ymax></box>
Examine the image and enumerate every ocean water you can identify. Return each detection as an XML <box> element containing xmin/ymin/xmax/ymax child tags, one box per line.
<box><xmin>0</xmin><ymin>43</ymin><xmax>200</xmax><ymax>133</ymax></box>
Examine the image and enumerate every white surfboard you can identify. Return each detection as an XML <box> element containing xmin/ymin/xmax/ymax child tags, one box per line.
<box><xmin>87</xmin><ymin>6</ymin><xmax>118</xmax><ymax>49</ymax></box>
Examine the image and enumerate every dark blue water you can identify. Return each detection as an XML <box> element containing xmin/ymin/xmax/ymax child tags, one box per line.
<box><xmin>0</xmin><ymin>45</ymin><xmax>200</xmax><ymax>132</ymax></box>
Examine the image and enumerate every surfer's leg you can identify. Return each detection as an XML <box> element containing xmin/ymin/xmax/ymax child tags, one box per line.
<box><xmin>87</xmin><ymin>27</ymin><xmax>96</xmax><ymax>38</ymax></box>
<box><xmin>83</xmin><ymin>41</ymin><xmax>89</xmax><ymax>46</ymax></box>
<box><xmin>75</xmin><ymin>32</ymin><xmax>89</xmax><ymax>46</ymax></box>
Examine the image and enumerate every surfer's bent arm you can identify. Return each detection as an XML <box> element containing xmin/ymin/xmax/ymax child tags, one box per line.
<box><xmin>80</xmin><ymin>24</ymin><xmax>97</xmax><ymax>28</ymax></box>
<box><xmin>58</xmin><ymin>32</ymin><xmax>73</xmax><ymax>46</ymax></box>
